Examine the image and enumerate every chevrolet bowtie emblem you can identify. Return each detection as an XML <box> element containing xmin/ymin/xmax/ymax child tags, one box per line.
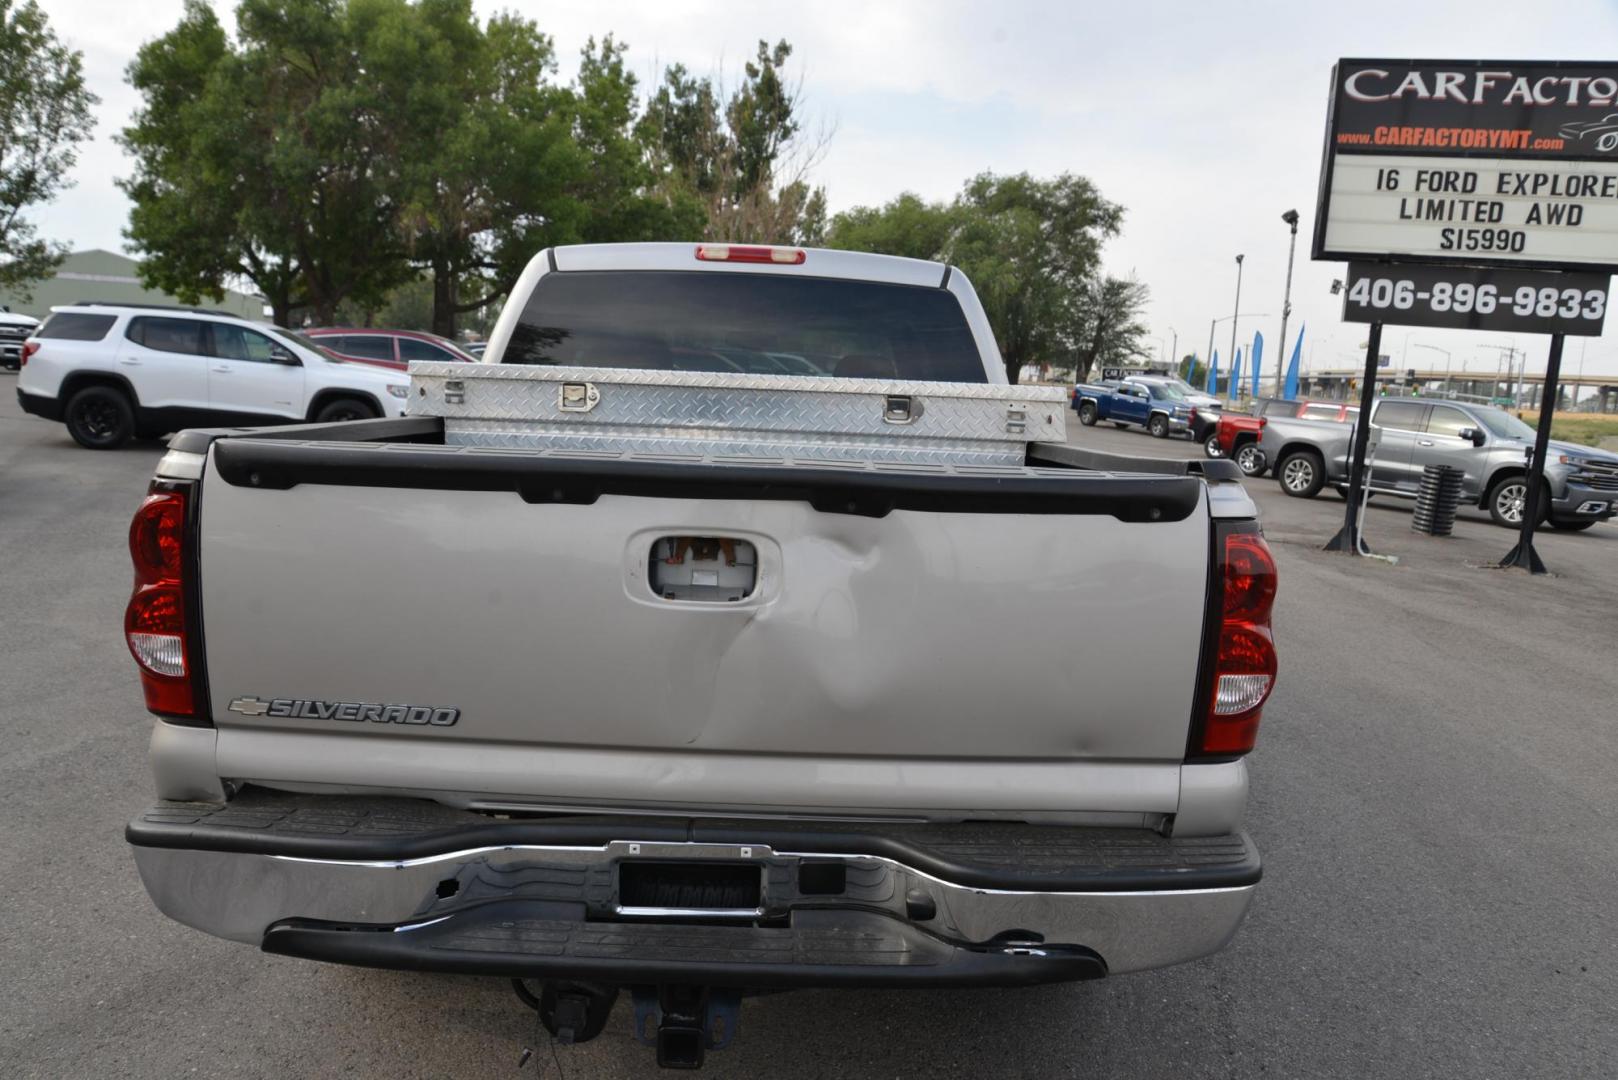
<box><xmin>228</xmin><ymin>696</ymin><xmax>271</xmax><ymax>717</ymax></box>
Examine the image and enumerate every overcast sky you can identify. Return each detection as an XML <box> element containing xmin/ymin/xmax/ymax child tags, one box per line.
<box><xmin>32</xmin><ymin>0</ymin><xmax>1618</xmax><ymax>382</ymax></box>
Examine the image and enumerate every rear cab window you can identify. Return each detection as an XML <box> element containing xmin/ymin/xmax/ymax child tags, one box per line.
<box><xmin>506</xmin><ymin>271</ymin><xmax>987</xmax><ymax>382</ymax></box>
<box><xmin>38</xmin><ymin>312</ymin><xmax>117</xmax><ymax>341</ymax></box>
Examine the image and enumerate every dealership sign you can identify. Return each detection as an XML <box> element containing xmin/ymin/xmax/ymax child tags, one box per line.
<box><xmin>1340</xmin><ymin>262</ymin><xmax>1608</xmax><ymax>335</ymax></box>
<box><xmin>1314</xmin><ymin>60</ymin><xmax>1618</xmax><ymax>272</ymax></box>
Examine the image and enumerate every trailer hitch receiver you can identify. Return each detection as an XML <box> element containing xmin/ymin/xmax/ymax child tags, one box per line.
<box><xmin>633</xmin><ymin>984</ymin><xmax>742</xmax><ymax>1069</ymax></box>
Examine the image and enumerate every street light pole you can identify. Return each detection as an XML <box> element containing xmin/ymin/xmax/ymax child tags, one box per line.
<box><xmin>1276</xmin><ymin>210</ymin><xmax>1299</xmax><ymax>396</ymax></box>
<box><xmin>1414</xmin><ymin>343</ymin><xmax>1451</xmax><ymax>396</ymax></box>
<box><xmin>1229</xmin><ymin>255</ymin><xmax>1244</xmax><ymax>400</ymax></box>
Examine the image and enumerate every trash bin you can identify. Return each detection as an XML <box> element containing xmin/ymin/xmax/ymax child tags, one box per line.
<box><xmin>1412</xmin><ymin>464</ymin><xmax>1464</xmax><ymax>536</ymax></box>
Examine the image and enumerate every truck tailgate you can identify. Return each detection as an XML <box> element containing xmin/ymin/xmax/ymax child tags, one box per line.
<box><xmin>195</xmin><ymin>440</ymin><xmax>1211</xmax><ymax>808</ymax></box>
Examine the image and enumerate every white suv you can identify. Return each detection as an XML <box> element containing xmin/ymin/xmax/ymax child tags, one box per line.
<box><xmin>1</xmin><ymin>308</ymin><xmax>39</xmax><ymax>370</ymax></box>
<box><xmin>16</xmin><ymin>303</ymin><xmax>411</xmax><ymax>449</ymax></box>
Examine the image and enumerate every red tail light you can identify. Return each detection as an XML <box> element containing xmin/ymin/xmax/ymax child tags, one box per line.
<box><xmin>20</xmin><ymin>341</ymin><xmax>39</xmax><ymax>366</ymax></box>
<box><xmin>126</xmin><ymin>487</ymin><xmax>195</xmax><ymax>717</ymax></box>
<box><xmin>695</xmin><ymin>244</ymin><xmax>806</xmax><ymax>265</ymax></box>
<box><xmin>1194</xmin><ymin>527</ymin><xmax>1277</xmax><ymax>757</ymax></box>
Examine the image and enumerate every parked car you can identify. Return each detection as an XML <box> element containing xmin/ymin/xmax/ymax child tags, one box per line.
<box><xmin>0</xmin><ymin>307</ymin><xmax>39</xmax><ymax>371</ymax></box>
<box><xmin>465</xmin><ymin>341</ymin><xmax>488</xmax><ymax>358</ymax></box>
<box><xmin>303</xmin><ymin>327</ymin><xmax>477</xmax><ymax>370</ymax></box>
<box><xmin>1073</xmin><ymin>375</ymin><xmax>1198</xmax><ymax>438</ymax></box>
<box><xmin>123</xmin><ymin>242</ymin><xmax>1273</xmax><ymax>1067</ymax></box>
<box><xmin>1259</xmin><ymin>396</ymin><xmax>1618</xmax><ymax>530</ymax></box>
<box><xmin>1207</xmin><ymin>399</ymin><xmax>1358</xmax><ymax>477</ymax></box>
<box><xmin>15</xmin><ymin>303</ymin><xmax>411</xmax><ymax>449</ymax></box>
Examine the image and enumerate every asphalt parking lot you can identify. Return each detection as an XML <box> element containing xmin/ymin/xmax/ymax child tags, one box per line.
<box><xmin>3</xmin><ymin>379</ymin><xmax>1615</xmax><ymax>1079</ymax></box>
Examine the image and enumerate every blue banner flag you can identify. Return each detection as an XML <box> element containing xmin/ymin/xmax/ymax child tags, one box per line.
<box><xmin>1206</xmin><ymin>349</ymin><xmax>1219</xmax><ymax>394</ymax></box>
<box><xmin>1250</xmin><ymin>332</ymin><xmax>1264</xmax><ymax>398</ymax></box>
<box><xmin>1230</xmin><ymin>348</ymin><xmax>1243</xmax><ymax>399</ymax></box>
<box><xmin>1284</xmin><ymin>325</ymin><xmax>1304</xmax><ymax>400</ymax></box>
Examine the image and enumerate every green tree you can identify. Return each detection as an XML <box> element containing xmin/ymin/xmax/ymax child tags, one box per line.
<box><xmin>826</xmin><ymin>172</ymin><xmax>1126</xmax><ymax>383</ymax></box>
<box><xmin>0</xmin><ymin>0</ymin><xmax>97</xmax><ymax>298</ymax></box>
<box><xmin>122</xmin><ymin>0</ymin><xmax>417</xmax><ymax>326</ymax></box>
<box><xmin>822</xmin><ymin>193</ymin><xmax>952</xmax><ymax>260</ymax></box>
<box><xmin>567</xmin><ymin>36</ymin><xmax>705</xmax><ymax>247</ymax></box>
<box><xmin>638</xmin><ymin>39</ymin><xmax>827</xmax><ymax>245</ymax></box>
<box><xmin>1071</xmin><ymin>275</ymin><xmax>1151</xmax><ymax>383</ymax></box>
<box><xmin>385</xmin><ymin>2</ymin><xmax>583</xmax><ymax>336</ymax></box>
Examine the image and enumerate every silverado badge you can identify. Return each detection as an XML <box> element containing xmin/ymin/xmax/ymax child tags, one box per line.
<box><xmin>227</xmin><ymin>696</ymin><xmax>459</xmax><ymax>726</ymax></box>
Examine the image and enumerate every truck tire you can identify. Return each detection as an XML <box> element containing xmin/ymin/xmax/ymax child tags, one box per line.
<box><xmin>65</xmin><ymin>385</ymin><xmax>135</xmax><ymax>450</ymax></box>
<box><xmin>1203</xmin><ymin>433</ymin><xmax>1225</xmax><ymax>458</ymax></box>
<box><xmin>1077</xmin><ymin>401</ymin><xmax>1098</xmax><ymax>426</ymax></box>
<box><xmin>1234</xmin><ymin>442</ymin><xmax>1266</xmax><ymax>477</ymax></box>
<box><xmin>314</xmin><ymin>397</ymin><xmax>378</xmax><ymax>424</ymax></box>
<box><xmin>1486</xmin><ymin>475</ymin><xmax>1545</xmax><ymax>529</ymax></box>
<box><xmin>1277</xmin><ymin>449</ymin><xmax>1325</xmax><ymax>498</ymax></box>
<box><xmin>1148</xmin><ymin>414</ymin><xmax>1170</xmax><ymax>438</ymax></box>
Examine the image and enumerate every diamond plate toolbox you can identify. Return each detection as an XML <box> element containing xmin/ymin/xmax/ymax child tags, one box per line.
<box><xmin>409</xmin><ymin>363</ymin><xmax>1069</xmax><ymax>465</ymax></box>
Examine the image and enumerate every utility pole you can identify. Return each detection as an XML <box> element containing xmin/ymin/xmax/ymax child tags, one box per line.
<box><xmin>1480</xmin><ymin>343</ymin><xmax>1520</xmax><ymax>406</ymax></box>
<box><xmin>1276</xmin><ymin>210</ymin><xmax>1299</xmax><ymax>396</ymax></box>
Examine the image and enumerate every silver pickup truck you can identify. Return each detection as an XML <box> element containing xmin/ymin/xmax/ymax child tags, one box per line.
<box><xmin>1260</xmin><ymin>396</ymin><xmax>1618</xmax><ymax>531</ymax></box>
<box><xmin>124</xmin><ymin>243</ymin><xmax>1275</xmax><ymax>1067</ymax></box>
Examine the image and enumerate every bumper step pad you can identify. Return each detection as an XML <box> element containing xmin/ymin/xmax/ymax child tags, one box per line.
<box><xmin>263</xmin><ymin>902</ymin><xmax>1105</xmax><ymax>988</ymax></box>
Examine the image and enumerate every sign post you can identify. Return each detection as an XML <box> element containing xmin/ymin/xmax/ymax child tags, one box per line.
<box><xmin>1324</xmin><ymin>321</ymin><xmax>1384</xmax><ymax>554</ymax></box>
<box><xmin>1312</xmin><ymin>58</ymin><xmax>1618</xmax><ymax>568</ymax></box>
<box><xmin>1500</xmin><ymin>334</ymin><xmax>1566</xmax><ymax>573</ymax></box>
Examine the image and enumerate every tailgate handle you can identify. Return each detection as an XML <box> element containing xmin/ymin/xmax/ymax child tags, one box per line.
<box><xmin>649</xmin><ymin>536</ymin><xmax>757</xmax><ymax>602</ymax></box>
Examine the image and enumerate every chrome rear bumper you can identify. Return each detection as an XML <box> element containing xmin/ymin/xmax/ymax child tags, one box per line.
<box><xmin>131</xmin><ymin>807</ymin><xmax>1257</xmax><ymax>978</ymax></box>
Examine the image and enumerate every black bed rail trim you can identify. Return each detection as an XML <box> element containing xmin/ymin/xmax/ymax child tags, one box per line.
<box><xmin>167</xmin><ymin>416</ymin><xmax>444</xmax><ymax>455</ymax></box>
<box><xmin>1028</xmin><ymin>441</ymin><xmax>1245</xmax><ymax>483</ymax></box>
<box><xmin>209</xmin><ymin>439</ymin><xmax>1204</xmax><ymax>521</ymax></box>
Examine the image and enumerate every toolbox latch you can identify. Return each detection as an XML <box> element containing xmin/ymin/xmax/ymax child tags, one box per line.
<box><xmin>883</xmin><ymin>395</ymin><xmax>922</xmax><ymax>425</ymax></box>
<box><xmin>560</xmin><ymin>382</ymin><xmax>600</xmax><ymax>412</ymax></box>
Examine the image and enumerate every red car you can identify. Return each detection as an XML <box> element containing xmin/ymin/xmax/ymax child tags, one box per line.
<box><xmin>1206</xmin><ymin>399</ymin><xmax>1358</xmax><ymax>476</ymax></box>
<box><xmin>304</xmin><ymin>328</ymin><xmax>477</xmax><ymax>371</ymax></box>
